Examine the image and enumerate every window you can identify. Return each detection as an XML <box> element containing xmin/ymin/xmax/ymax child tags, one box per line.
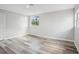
<box><xmin>31</xmin><ymin>16</ymin><xmax>40</xmax><ymax>26</ymax></box>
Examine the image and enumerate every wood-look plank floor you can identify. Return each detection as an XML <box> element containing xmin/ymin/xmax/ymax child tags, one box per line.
<box><xmin>0</xmin><ymin>34</ymin><xmax>78</xmax><ymax>54</ymax></box>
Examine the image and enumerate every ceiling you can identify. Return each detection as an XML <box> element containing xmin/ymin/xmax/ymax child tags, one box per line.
<box><xmin>0</xmin><ymin>4</ymin><xmax>75</xmax><ymax>16</ymax></box>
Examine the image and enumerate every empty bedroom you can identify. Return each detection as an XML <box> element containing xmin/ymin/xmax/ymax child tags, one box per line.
<box><xmin>0</xmin><ymin>4</ymin><xmax>79</xmax><ymax>54</ymax></box>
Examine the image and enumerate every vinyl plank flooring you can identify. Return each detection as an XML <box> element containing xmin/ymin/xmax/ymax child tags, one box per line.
<box><xmin>0</xmin><ymin>34</ymin><xmax>78</xmax><ymax>54</ymax></box>
<box><xmin>0</xmin><ymin>46</ymin><xmax>8</xmax><ymax>54</ymax></box>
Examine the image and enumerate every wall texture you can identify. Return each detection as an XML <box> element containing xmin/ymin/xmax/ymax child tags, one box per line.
<box><xmin>28</xmin><ymin>9</ymin><xmax>74</xmax><ymax>41</ymax></box>
<box><xmin>0</xmin><ymin>9</ymin><xmax>28</xmax><ymax>39</ymax></box>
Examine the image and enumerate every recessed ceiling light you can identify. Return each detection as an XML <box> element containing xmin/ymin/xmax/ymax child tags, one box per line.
<box><xmin>26</xmin><ymin>4</ymin><xmax>34</xmax><ymax>8</ymax></box>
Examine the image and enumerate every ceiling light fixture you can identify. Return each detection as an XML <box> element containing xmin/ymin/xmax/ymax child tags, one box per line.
<box><xmin>26</xmin><ymin>4</ymin><xmax>34</xmax><ymax>8</ymax></box>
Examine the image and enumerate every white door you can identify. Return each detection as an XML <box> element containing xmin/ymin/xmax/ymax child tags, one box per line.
<box><xmin>0</xmin><ymin>13</ymin><xmax>5</xmax><ymax>40</ymax></box>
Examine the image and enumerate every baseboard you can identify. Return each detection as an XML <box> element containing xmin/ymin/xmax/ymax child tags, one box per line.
<box><xmin>1</xmin><ymin>32</ymin><xmax>74</xmax><ymax>43</ymax></box>
<box><xmin>3</xmin><ymin>33</ymin><xmax>26</xmax><ymax>40</ymax></box>
<box><xmin>27</xmin><ymin>33</ymin><xmax>74</xmax><ymax>42</ymax></box>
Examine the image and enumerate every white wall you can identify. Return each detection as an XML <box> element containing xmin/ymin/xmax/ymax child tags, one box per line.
<box><xmin>0</xmin><ymin>9</ymin><xmax>28</xmax><ymax>39</ymax></box>
<box><xmin>74</xmin><ymin>4</ymin><xmax>79</xmax><ymax>53</ymax></box>
<box><xmin>28</xmin><ymin>9</ymin><xmax>74</xmax><ymax>41</ymax></box>
<box><xmin>75</xmin><ymin>13</ymin><xmax>79</xmax><ymax>53</ymax></box>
